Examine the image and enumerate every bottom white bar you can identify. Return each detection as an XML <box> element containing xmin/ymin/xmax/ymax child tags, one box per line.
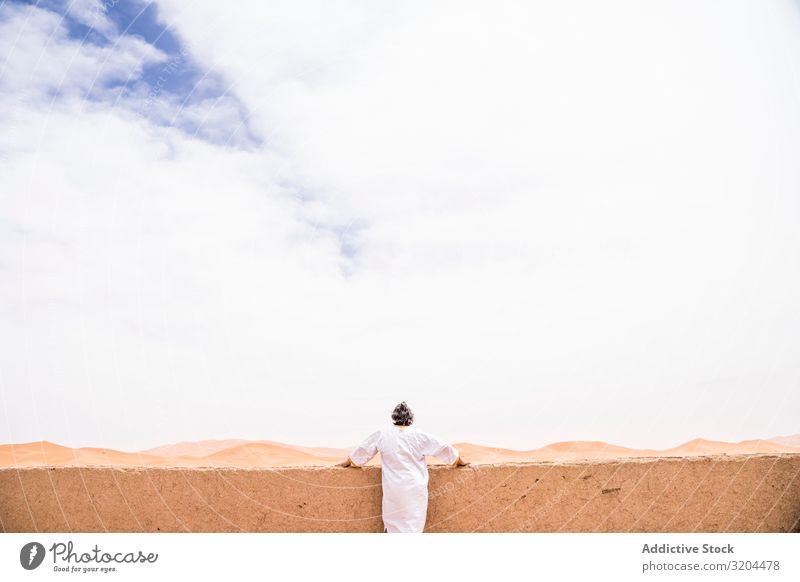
<box><xmin>1</xmin><ymin>533</ymin><xmax>796</xmax><ymax>581</ymax></box>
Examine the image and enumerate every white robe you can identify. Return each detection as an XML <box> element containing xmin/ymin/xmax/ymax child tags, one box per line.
<box><xmin>349</xmin><ymin>425</ymin><xmax>459</xmax><ymax>533</ymax></box>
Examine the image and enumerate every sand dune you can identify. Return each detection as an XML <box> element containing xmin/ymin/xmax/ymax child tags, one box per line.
<box><xmin>770</xmin><ymin>434</ymin><xmax>800</xmax><ymax>448</ymax></box>
<box><xmin>0</xmin><ymin>442</ymin><xmax>170</xmax><ymax>468</ymax></box>
<box><xmin>142</xmin><ymin>439</ymin><xmax>252</xmax><ymax>458</ymax></box>
<box><xmin>664</xmin><ymin>438</ymin><xmax>794</xmax><ymax>456</ymax></box>
<box><xmin>142</xmin><ymin>439</ymin><xmax>351</xmax><ymax>463</ymax></box>
<box><xmin>203</xmin><ymin>442</ymin><xmax>344</xmax><ymax>466</ymax></box>
<box><xmin>1</xmin><ymin>435</ymin><xmax>799</xmax><ymax>469</ymax></box>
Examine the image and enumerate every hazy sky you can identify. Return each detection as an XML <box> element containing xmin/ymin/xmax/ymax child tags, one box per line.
<box><xmin>1</xmin><ymin>0</ymin><xmax>799</xmax><ymax>451</ymax></box>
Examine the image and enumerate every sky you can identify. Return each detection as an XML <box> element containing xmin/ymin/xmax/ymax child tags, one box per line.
<box><xmin>1</xmin><ymin>0</ymin><xmax>799</xmax><ymax>452</ymax></box>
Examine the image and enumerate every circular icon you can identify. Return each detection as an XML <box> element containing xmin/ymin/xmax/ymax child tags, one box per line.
<box><xmin>20</xmin><ymin>542</ymin><xmax>46</xmax><ymax>570</ymax></box>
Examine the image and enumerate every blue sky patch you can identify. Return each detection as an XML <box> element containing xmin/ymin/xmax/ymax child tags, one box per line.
<box><xmin>13</xmin><ymin>0</ymin><xmax>259</xmax><ymax>147</ymax></box>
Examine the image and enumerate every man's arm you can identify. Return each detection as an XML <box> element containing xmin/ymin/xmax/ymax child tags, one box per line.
<box><xmin>452</xmin><ymin>455</ymin><xmax>469</xmax><ymax>467</ymax></box>
<box><xmin>337</xmin><ymin>432</ymin><xmax>381</xmax><ymax>468</ymax></box>
<box><xmin>419</xmin><ymin>431</ymin><xmax>468</xmax><ymax>466</ymax></box>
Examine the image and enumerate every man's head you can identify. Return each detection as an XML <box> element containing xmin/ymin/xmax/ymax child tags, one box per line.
<box><xmin>391</xmin><ymin>401</ymin><xmax>414</xmax><ymax>426</ymax></box>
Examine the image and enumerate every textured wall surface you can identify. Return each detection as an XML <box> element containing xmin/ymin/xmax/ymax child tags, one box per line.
<box><xmin>1</xmin><ymin>454</ymin><xmax>798</xmax><ymax>532</ymax></box>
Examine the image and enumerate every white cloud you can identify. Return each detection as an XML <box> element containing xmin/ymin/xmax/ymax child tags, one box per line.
<box><xmin>64</xmin><ymin>0</ymin><xmax>118</xmax><ymax>37</ymax></box>
<box><xmin>1</xmin><ymin>0</ymin><xmax>799</xmax><ymax>451</ymax></box>
<box><xmin>0</xmin><ymin>2</ymin><xmax>165</xmax><ymax>100</ymax></box>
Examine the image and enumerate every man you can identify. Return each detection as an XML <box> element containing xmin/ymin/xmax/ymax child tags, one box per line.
<box><xmin>339</xmin><ymin>401</ymin><xmax>469</xmax><ymax>532</ymax></box>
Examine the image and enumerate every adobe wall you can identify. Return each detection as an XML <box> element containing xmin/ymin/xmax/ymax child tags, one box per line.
<box><xmin>1</xmin><ymin>454</ymin><xmax>798</xmax><ymax>532</ymax></box>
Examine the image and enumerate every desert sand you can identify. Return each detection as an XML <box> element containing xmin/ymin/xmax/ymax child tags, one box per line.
<box><xmin>769</xmin><ymin>434</ymin><xmax>800</xmax><ymax>447</ymax></box>
<box><xmin>1</xmin><ymin>436</ymin><xmax>798</xmax><ymax>468</ymax></box>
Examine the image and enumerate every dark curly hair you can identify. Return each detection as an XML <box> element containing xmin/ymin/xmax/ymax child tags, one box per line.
<box><xmin>391</xmin><ymin>401</ymin><xmax>414</xmax><ymax>426</ymax></box>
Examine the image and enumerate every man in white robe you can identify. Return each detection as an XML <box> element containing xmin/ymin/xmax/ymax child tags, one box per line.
<box><xmin>340</xmin><ymin>401</ymin><xmax>468</xmax><ymax>532</ymax></box>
